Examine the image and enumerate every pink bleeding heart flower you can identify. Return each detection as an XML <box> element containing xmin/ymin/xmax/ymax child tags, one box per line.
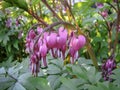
<box><xmin>96</xmin><ymin>3</ymin><xmax>103</xmax><ymax>8</ymax></box>
<box><xmin>118</xmin><ymin>25</ymin><xmax>120</xmax><ymax>32</ymax></box>
<box><xmin>69</xmin><ymin>47</ymin><xmax>77</xmax><ymax>64</ymax></box>
<box><xmin>101</xmin><ymin>10</ymin><xmax>108</xmax><ymax>18</ymax></box>
<box><xmin>30</xmin><ymin>54</ymin><xmax>39</xmax><ymax>76</ymax></box>
<box><xmin>16</xmin><ymin>18</ymin><xmax>20</xmax><ymax>26</ymax></box>
<box><xmin>25</xmin><ymin>40</ymin><xmax>34</xmax><ymax>53</ymax></box>
<box><xmin>46</xmin><ymin>32</ymin><xmax>57</xmax><ymax>49</ymax></box>
<box><xmin>78</xmin><ymin>35</ymin><xmax>86</xmax><ymax>49</ymax></box>
<box><xmin>43</xmin><ymin>32</ymin><xmax>49</xmax><ymax>42</ymax></box>
<box><xmin>25</xmin><ymin>35</ymin><xmax>31</xmax><ymax>53</ymax></box>
<box><xmin>61</xmin><ymin>45</ymin><xmax>66</xmax><ymax>60</ymax></box>
<box><xmin>29</xmin><ymin>41</ymin><xmax>34</xmax><ymax>52</ymax></box>
<box><xmin>37</xmin><ymin>26</ymin><xmax>43</xmax><ymax>34</ymax></box>
<box><xmin>28</xmin><ymin>30</ymin><xmax>36</xmax><ymax>39</ymax></box>
<box><xmin>38</xmin><ymin>38</ymin><xmax>42</xmax><ymax>46</ymax></box>
<box><xmin>25</xmin><ymin>43</ymin><xmax>30</xmax><ymax>53</ymax></box>
<box><xmin>57</xmin><ymin>27</ymin><xmax>68</xmax><ymax>48</ymax></box>
<box><xmin>69</xmin><ymin>35</ymin><xmax>86</xmax><ymax>63</ymax></box>
<box><xmin>26</xmin><ymin>35</ymin><xmax>31</xmax><ymax>43</ymax></box>
<box><xmin>55</xmin><ymin>27</ymin><xmax>68</xmax><ymax>59</ymax></box>
<box><xmin>39</xmin><ymin>40</ymin><xmax>48</xmax><ymax>67</ymax></box>
<box><xmin>69</xmin><ymin>36</ymin><xmax>79</xmax><ymax>63</ymax></box>
<box><xmin>33</xmin><ymin>43</ymin><xmax>40</xmax><ymax>59</ymax></box>
<box><xmin>5</xmin><ymin>18</ymin><xmax>12</xmax><ymax>28</ymax></box>
<box><xmin>18</xmin><ymin>30</ymin><xmax>23</xmax><ymax>39</ymax></box>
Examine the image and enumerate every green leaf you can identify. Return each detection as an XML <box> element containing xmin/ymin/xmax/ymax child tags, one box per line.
<box><xmin>3</xmin><ymin>34</ymin><xmax>9</xmax><ymax>45</ymax></box>
<box><xmin>57</xmin><ymin>85</ymin><xmax>68</xmax><ymax>90</ymax></box>
<box><xmin>87</xmin><ymin>67</ymin><xmax>96</xmax><ymax>84</ymax></box>
<box><xmin>49</xmin><ymin>59</ymin><xmax>64</xmax><ymax>69</ymax></box>
<box><xmin>0</xmin><ymin>76</ymin><xmax>15</xmax><ymax>90</ymax></box>
<box><xmin>47</xmin><ymin>75</ymin><xmax>61</xmax><ymax>90</ymax></box>
<box><xmin>95</xmin><ymin>72</ymin><xmax>102</xmax><ymax>83</ymax></box>
<box><xmin>78</xmin><ymin>57</ymin><xmax>93</xmax><ymax>65</ymax></box>
<box><xmin>13</xmin><ymin>40</ymin><xmax>19</xmax><ymax>50</ymax></box>
<box><xmin>97</xmin><ymin>82</ymin><xmax>109</xmax><ymax>90</ymax></box>
<box><xmin>47</xmin><ymin>64</ymin><xmax>61</xmax><ymax>74</ymax></box>
<box><xmin>4</xmin><ymin>0</ymin><xmax>28</xmax><ymax>11</ymax></box>
<box><xmin>60</xmin><ymin>77</ymin><xmax>78</xmax><ymax>90</ymax></box>
<box><xmin>28</xmin><ymin>77</ymin><xmax>52</xmax><ymax>90</ymax></box>
<box><xmin>13</xmin><ymin>82</ymin><xmax>26</xmax><ymax>90</ymax></box>
<box><xmin>1</xmin><ymin>1</ymin><xmax>12</xmax><ymax>9</ymax></box>
<box><xmin>18</xmin><ymin>73</ymin><xmax>35</xmax><ymax>90</ymax></box>
<box><xmin>88</xmin><ymin>82</ymin><xmax>109</xmax><ymax>90</ymax></box>
<box><xmin>0</xmin><ymin>67</ymin><xmax>6</xmax><ymax>74</ymax></box>
<box><xmin>18</xmin><ymin>73</ymin><xmax>52</xmax><ymax>90</ymax></box>
<box><xmin>58</xmin><ymin>79</ymin><xmax>86</xmax><ymax>90</ymax></box>
<box><xmin>0</xmin><ymin>55</ymin><xmax>17</xmax><ymax>68</ymax></box>
<box><xmin>88</xmin><ymin>85</ymin><xmax>99</xmax><ymax>90</ymax></box>
<box><xmin>86</xmin><ymin>67</ymin><xmax>101</xmax><ymax>84</ymax></box>
<box><xmin>31</xmin><ymin>0</ymin><xmax>40</xmax><ymax>6</ymax></box>
<box><xmin>111</xmin><ymin>69</ymin><xmax>120</xmax><ymax>86</ymax></box>
<box><xmin>71</xmin><ymin>65</ymin><xmax>88</xmax><ymax>81</ymax></box>
<box><xmin>109</xmin><ymin>83</ymin><xmax>120</xmax><ymax>90</ymax></box>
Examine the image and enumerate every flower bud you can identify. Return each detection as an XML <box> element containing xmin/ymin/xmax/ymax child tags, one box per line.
<box><xmin>102</xmin><ymin>58</ymin><xmax>116</xmax><ymax>81</ymax></box>
<box><xmin>101</xmin><ymin>11</ymin><xmax>108</xmax><ymax>18</ymax></box>
<box><xmin>96</xmin><ymin>3</ymin><xmax>104</xmax><ymax>8</ymax></box>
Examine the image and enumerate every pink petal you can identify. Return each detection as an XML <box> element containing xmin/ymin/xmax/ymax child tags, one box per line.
<box><xmin>37</xmin><ymin>26</ymin><xmax>43</xmax><ymax>34</ymax></box>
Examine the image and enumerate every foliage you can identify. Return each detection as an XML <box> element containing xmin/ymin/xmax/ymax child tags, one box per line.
<box><xmin>0</xmin><ymin>58</ymin><xmax>52</xmax><ymax>90</ymax></box>
<box><xmin>0</xmin><ymin>0</ymin><xmax>120</xmax><ymax>90</ymax></box>
<box><xmin>1</xmin><ymin>57</ymin><xmax>120</xmax><ymax>90</ymax></box>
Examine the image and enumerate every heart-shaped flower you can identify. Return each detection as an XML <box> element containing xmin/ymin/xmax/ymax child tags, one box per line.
<box><xmin>46</xmin><ymin>32</ymin><xmax>57</xmax><ymax>49</ymax></box>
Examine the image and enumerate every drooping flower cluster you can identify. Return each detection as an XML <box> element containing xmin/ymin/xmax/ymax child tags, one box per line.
<box><xmin>26</xmin><ymin>26</ymin><xmax>86</xmax><ymax>76</ymax></box>
<box><xmin>102</xmin><ymin>58</ymin><xmax>116</xmax><ymax>81</ymax></box>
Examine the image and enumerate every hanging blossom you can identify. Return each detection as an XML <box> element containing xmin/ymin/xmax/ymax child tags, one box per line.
<box><xmin>69</xmin><ymin>34</ymin><xmax>86</xmax><ymax>64</ymax></box>
<box><xmin>5</xmin><ymin>18</ymin><xmax>12</xmax><ymax>28</ymax></box>
<box><xmin>16</xmin><ymin>18</ymin><xmax>20</xmax><ymax>26</ymax></box>
<box><xmin>25</xmin><ymin>26</ymin><xmax>86</xmax><ymax>76</ymax></box>
<box><xmin>100</xmin><ymin>10</ymin><xmax>108</xmax><ymax>18</ymax></box>
<box><xmin>18</xmin><ymin>30</ymin><xmax>23</xmax><ymax>39</ymax></box>
<box><xmin>96</xmin><ymin>3</ymin><xmax>104</xmax><ymax>8</ymax></box>
<box><xmin>113</xmin><ymin>0</ymin><xmax>118</xmax><ymax>3</ymax></box>
<box><xmin>102</xmin><ymin>58</ymin><xmax>116</xmax><ymax>81</ymax></box>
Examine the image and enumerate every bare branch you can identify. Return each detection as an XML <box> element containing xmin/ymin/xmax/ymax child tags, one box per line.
<box><xmin>28</xmin><ymin>10</ymin><xmax>48</xmax><ymax>26</ymax></box>
<box><xmin>41</xmin><ymin>0</ymin><xmax>62</xmax><ymax>21</ymax></box>
<box><xmin>107</xmin><ymin>2</ymin><xmax>118</xmax><ymax>13</ymax></box>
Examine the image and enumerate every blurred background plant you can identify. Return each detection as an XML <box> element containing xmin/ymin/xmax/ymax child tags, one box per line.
<box><xmin>0</xmin><ymin>0</ymin><xmax>120</xmax><ymax>90</ymax></box>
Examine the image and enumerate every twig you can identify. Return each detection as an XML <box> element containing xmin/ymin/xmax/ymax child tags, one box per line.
<box><xmin>28</xmin><ymin>23</ymin><xmax>42</xmax><ymax>32</ymax></box>
<box><xmin>116</xmin><ymin>0</ymin><xmax>120</xmax><ymax>11</ymax></box>
<box><xmin>64</xmin><ymin>0</ymin><xmax>76</xmax><ymax>21</ymax></box>
<box><xmin>98</xmin><ymin>12</ymin><xmax>111</xmax><ymax>31</ymax></box>
<box><xmin>41</xmin><ymin>0</ymin><xmax>62</xmax><ymax>21</ymax></box>
<box><xmin>98</xmin><ymin>12</ymin><xmax>113</xmax><ymax>51</ymax></box>
<box><xmin>113</xmin><ymin>5</ymin><xmax>120</xmax><ymax>54</ymax></box>
<box><xmin>107</xmin><ymin>2</ymin><xmax>118</xmax><ymax>13</ymax></box>
<box><xmin>28</xmin><ymin>10</ymin><xmax>48</xmax><ymax>27</ymax></box>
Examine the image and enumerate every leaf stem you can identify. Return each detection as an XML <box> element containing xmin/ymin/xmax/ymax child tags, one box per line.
<box><xmin>113</xmin><ymin>5</ymin><xmax>120</xmax><ymax>54</ymax></box>
<box><xmin>27</xmin><ymin>9</ymin><xmax>48</xmax><ymax>27</ymax></box>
